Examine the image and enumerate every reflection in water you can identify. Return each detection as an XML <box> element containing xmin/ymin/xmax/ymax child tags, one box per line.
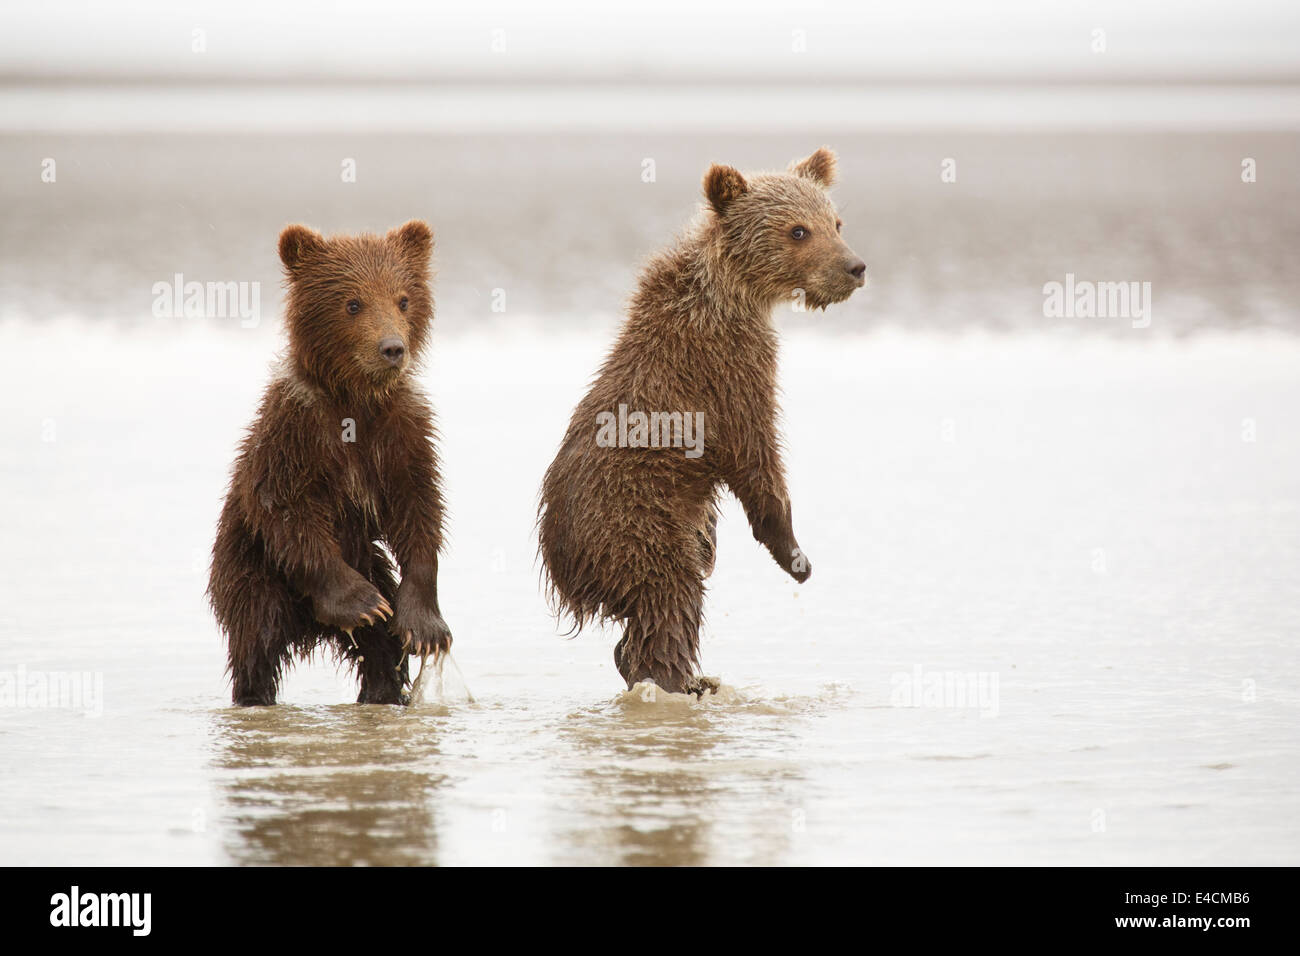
<box><xmin>208</xmin><ymin>685</ymin><xmax>825</xmax><ymax>865</ymax></box>
<box><xmin>547</xmin><ymin>684</ymin><xmax>810</xmax><ymax>866</ymax></box>
<box><xmin>210</xmin><ymin>705</ymin><xmax>449</xmax><ymax>866</ymax></box>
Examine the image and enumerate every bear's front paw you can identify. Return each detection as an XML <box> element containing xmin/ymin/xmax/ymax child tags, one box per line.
<box><xmin>782</xmin><ymin>546</ymin><xmax>812</xmax><ymax>584</ymax></box>
<box><xmin>390</xmin><ymin>600</ymin><xmax>452</xmax><ymax>658</ymax></box>
<box><xmin>315</xmin><ymin>577</ymin><xmax>393</xmax><ymax>631</ymax></box>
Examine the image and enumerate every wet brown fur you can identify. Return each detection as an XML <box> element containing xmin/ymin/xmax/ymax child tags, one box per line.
<box><xmin>208</xmin><ymin>220</ymin><xmax>451</xmax><ymax>706</ymax></box>
<box><xmin>538</xmin><ymin>149</ymin><xmax>866</xmax><ymax>694</ymax></box>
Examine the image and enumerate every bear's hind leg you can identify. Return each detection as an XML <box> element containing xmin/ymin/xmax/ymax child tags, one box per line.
<box><xmin>697</xmin><ymin>506</ymin><xmax>718</xmax><ymax>580</ymax></box>
<box><xmin>232</xmin><ymin>649</ymin><xmax>281</xmax><ymax>704</ymax></box>
<box><xmin>231</xmin><ymin>649</ymin><xmax>284</xmax><ymax>707</ymax></box>
<box><xmin>345</xmin><ymin>623</ymin><xmax>409</xmax><ymax>705</ymax></box>
<box><xmin>611</xmin><ymin>524</ymin><xmax>721</xmax><ymax>697</ymax></box>
<box><xmin>226</xmin><ymin>586</ymin><xmax>305</xmax><ymax>706</ymax></box>
<box><xmin>614</xmin><ymin>590</ymin><xmax>709</xmax><ymax>697</ymax></box>
<box><xmin>347</xmin><ymin>543</ymin><xmax>407</xmax><ymax>705</ymax></box>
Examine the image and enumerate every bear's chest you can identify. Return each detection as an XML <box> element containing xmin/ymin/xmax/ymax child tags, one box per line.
<box><xmin>332</xmin><ymin>444</ymin><xmax>381</xmax><ymax>525</ymax></box>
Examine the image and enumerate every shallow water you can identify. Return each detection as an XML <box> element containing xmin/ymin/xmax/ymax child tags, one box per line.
<box><xmin>1</xmin><ymin>324</ymin><xmax>1297</xmax><ymax>865</ymax></box>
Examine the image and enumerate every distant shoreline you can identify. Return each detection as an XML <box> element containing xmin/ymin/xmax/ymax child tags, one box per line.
<box><xmin>3</xmin><ymin>81</ymin><xmax>1299</xmax><ymax>133</ymax></box>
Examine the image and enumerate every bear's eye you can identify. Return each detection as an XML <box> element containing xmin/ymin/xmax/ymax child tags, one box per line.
<box><xmin>791</xmin><ymin>226</ymin><xmax>809</xmax><ymax>240</ymax></box>
<box><xmin>346</xmin><ymin>299</ymin><xmax>361</xmax><ymax>315</ymax></box>
<box><xmin>399</xmin><ymin>296</ymin><xmax>409</xmax><ymax>312</ymax></box>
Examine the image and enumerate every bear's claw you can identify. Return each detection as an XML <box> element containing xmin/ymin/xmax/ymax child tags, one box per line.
<box><xmin>358</xmin><ymin>600</ymin><xmax>392</xmax><ymax>627</ymax></box>
<box><xmin>315</xmin><ymin>577</ymin><xmax>394</xmax><ymax>632</ymax></box>
<box><xmin>391</xmin><ymin>608</ymin><xmax>452</xmax><ymax>658</ymax></box>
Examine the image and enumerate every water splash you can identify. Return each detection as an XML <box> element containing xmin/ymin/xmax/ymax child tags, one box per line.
<box><xmin>408</xmin><ymin>651</ymin><xmax>476</xmax><ymax>707</ymax></box>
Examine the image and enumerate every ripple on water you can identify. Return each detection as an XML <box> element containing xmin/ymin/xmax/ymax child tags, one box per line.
<box><xmin>600</xmin><ymin>679</ymin><xmax>858</xmax><ymax>716</ymax></box>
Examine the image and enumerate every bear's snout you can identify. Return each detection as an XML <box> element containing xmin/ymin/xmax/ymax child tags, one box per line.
<box><xmin>379</xmin><ymin>336</ymin><xmax>407</xmax><ymax>368</ymax></box>
<box><xmin>846</xmin><ymin>258</ymin><xmax>867</xmax><ymax>284</ymax></box>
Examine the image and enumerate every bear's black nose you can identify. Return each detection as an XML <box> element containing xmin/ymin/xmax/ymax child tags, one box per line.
<box><xmin>847</xmin><ymin>260</ymin><xmax>867</xmax><ymax>280</ymax></box>
<box><xmin>379</xmin><ymin>337</ymin><xmax>406</xmax><ymax>366</ymax></box>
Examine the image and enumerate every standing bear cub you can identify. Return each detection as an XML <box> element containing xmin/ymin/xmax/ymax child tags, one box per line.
<box><xmin>539</xmin><ymin>148</ymin><xmax>866</xmax><ymax>695</ymax></box>
<box><xmin>209</xmin><ymin>220</ymin><xmax>452</xmax><ymax>706</ymax></box>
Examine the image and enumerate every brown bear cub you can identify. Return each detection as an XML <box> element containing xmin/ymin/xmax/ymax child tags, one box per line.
<box><xmin>209</xmin><ymin>220</ymin><xmax>452</xmax><ymax>706</ymax></box>
<box><xmin>538</xmin><ymin>148</ymin><xmax>866</xmax><ymax>696</ymax></box>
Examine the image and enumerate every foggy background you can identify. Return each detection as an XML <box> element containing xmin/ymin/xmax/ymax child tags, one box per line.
<box><xmin>2</xmin><ymin>0</ymin><xmax>1298</xmax><ymax>334</ymax></box>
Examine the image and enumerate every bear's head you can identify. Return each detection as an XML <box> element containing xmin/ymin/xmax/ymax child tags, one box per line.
<box><xmin>277</xmin><ymin>220</ymin><xmax>434</xmax><ymax>399</ymax></box>
<box><xmin>703</xmin><ymin>147</ymin><xmax>866</xmax><ymax>311</ymax></box>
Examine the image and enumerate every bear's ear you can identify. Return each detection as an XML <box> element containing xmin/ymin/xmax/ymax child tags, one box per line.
<box><xmin>789</xmin><ymin>147</ymin><xmax>837</xmax><ymax>188</ymax></box>
<box><xmin>703</xmin><ymin>164</ymin><xmax>748</xmax><ymax>215</ymax></box>
<box><xmin>278</xmin><ymin>225</ymin><xmax>326</xmax><ymax>274</ymax></box>
<box><xmin>387</xmin><ymin>219</ymin><xmax>434</xmax><ymax>268</ymax></box>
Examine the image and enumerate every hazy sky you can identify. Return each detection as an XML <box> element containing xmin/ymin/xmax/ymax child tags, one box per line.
<box><xmin>3</xmin><ymin>0</ymin><xmax>1299</xmax><ymax>80</ymax></box>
